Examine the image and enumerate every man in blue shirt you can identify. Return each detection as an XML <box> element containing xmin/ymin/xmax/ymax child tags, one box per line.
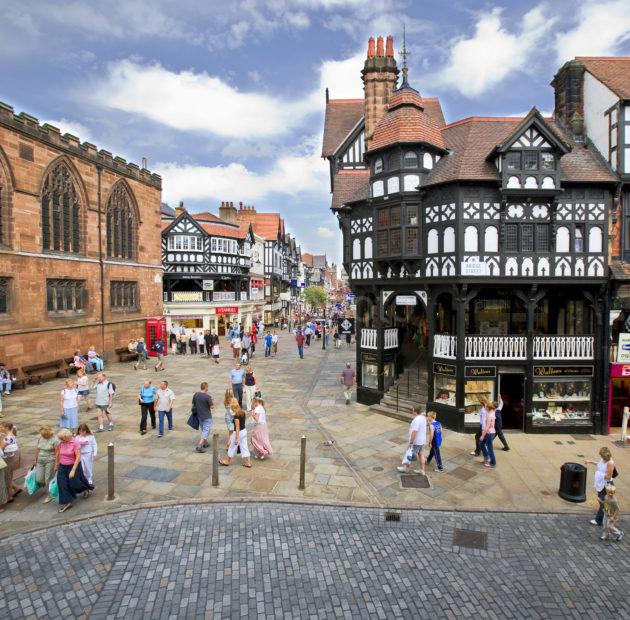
<box><xmin>230</xmin><ymin>362</ymin><xmax>245</xmax><ymax>407</ymax></box>
<box><xmin>264</xmin><ymin>331</ymin><xmax>273</xmax><ymax>357</ymax></box>
<box><xmin>138</xmin><ymin>379</ymin><xmax>157</xmax><ymax>435</ymax></box>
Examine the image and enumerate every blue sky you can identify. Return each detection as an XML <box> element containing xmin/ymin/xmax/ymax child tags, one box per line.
<box><xmin>1</xmin><ymin>0</ymin><xmax>629</xmax><ymax>262</ymax></box>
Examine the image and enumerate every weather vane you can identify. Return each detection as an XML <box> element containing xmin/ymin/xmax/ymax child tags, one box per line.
<box><xmin>400</xmin><ymin>24</ymin><xmax>410</xmax><ymax>87</ymax></box>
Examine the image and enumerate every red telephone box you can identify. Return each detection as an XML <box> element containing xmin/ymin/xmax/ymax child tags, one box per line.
<box><xmin>146</xmin><ymin>317</ymin><xmax>168</xmax><ymax>357</ymax></box>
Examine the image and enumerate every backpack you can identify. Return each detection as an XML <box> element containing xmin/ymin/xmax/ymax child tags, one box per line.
<box><xmin>136</xmin><ymin>342</ymin><xmax>145</xmax><ymax>353</ymax></box>
<box><xmin>153</xmin><ymin>341</ymin><xmax>163</xmax><ymax>353</ymax></box>
<box><xmin>432</xmin><ymin>421</ymin><xmax>442</xmax><ymax>448</ymax></box>
<box><xmin>108</xmin><ymin>381</ymin><xmax>117</xmax><ymax>396</ymax></box>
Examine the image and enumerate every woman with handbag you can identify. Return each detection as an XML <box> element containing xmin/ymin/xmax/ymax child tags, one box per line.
<box><xmin>33</xmin><ymin>425</ymin><xmax>58</xmax><ymax>503</ymax></box>
<box><xmin>54</xmin><ymin>428</ymin><xmax>94</xmax><ymax>513</ymax></box>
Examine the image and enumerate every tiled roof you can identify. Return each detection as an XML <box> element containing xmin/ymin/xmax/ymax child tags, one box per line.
<box><xmin>577</xmin><ymin>57</ymin><xmax>630</xmax><ymax>100</ymax></box>
<box><xmin>192</xmin><ymin>211</ymin><xmax>223</xmax><ymax>223</ymax></box>
<box><xmin>331</xmin><ymin>170</ymin><xmax>370</xmax><ymax>210</ymax></box>
<box><xmin>301</xmin><ymin>252</ymin><xmax>314</xmax><ymax>268</ymax></box>
<box><xmin>368</xmin><ymin>90</ymin><xmax>446</xmax><ymax>153</ymax></box>
<box><xmin>424</xmin><ymin>116</ymin><xmax>617</xmax><ymax>187</ymax></box>
<box><xmin>161</xmin><ymin>214</ymin><xmax>249</xmax><ymax>239</ymax></box>
<box><xmin>236</xmin><ymin>210</ymin><xmax>281</xmax><ymax>240</ymax></box>
<box><xmin>321</xmin><ymin>99</ymin><xmax>363</xmax><ymax>157</ymax></box>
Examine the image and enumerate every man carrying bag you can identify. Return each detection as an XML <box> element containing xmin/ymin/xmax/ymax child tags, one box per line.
<box><xmin>190</xmin><ymin>382</ymin><xmax>213</xmax><ymax>453</ymax></box>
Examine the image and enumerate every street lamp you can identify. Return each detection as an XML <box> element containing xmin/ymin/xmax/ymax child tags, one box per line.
<box><xmin>322</xmin><ymin>304</ymin><xmax>326</xmax><ymax>350</ymax></box>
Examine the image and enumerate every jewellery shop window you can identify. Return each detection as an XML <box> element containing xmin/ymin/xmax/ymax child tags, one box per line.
<box><xmin>362</xmin><ymin>363</ymin><xmax>379</xmax><ymax>390</ymax></box>
<box><xmin>434</xmin><ymin>374</ymin><xmax>457</xmax><ymax>407</ymax></box>
<box><xmin>532</xmin><ymin>378</ymin><xmax>592</xmax><ymax>426</ymax></box>
<box><xmin>464</xmin><ymin>379</ymin><xmax>496</xmax><ymax>425</ymax></box>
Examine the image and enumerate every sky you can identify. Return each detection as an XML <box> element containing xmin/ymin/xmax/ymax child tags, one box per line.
<box><xmin>1</xmin><ymin>0</ymin><xmax>629</xmax><ymax>263</ymax></box>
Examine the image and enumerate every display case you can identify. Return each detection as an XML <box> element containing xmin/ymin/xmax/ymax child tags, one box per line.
<box><xmin>362</xmin><ymin>362</ymin><xmax>379</xmax><ymax>390</ymax></box>
<box><xmin>531</xmin><ymin>378</ymin><xmax>592</xmax><ymax>426</ymax></box>
<box><xmin>464</xmin><ymin>379</ymin><xmax>495</xmax><ymax>424</ymax></box>
<box><xmin>434</xmin><ymin>374</ymin><xmax>457</xmax><ymax>406</ymax></box>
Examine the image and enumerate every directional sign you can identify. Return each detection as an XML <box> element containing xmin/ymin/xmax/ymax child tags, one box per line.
<box><xmin>340</xmin><ymin>318</ymin><xmax>354</xmax><ymax>335</ymax></box>
<box><xmin>346</xmin><ymin>293</ymin><xmax>356</xmax><ymax>302</ymax></box>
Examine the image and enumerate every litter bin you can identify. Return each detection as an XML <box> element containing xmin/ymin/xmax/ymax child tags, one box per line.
<box><xmin>558</xmin><ymin>462</ymin><xmax>587</xmax><ymax>503</ymax></box>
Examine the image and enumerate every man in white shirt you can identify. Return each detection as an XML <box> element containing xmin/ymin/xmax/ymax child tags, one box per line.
<box><xmin>155</xmin><ymin>380</ymin><xmax>175</xmax><ymax>437</ymax></box>
<box><xmin>231</xmin><ymin>334</ymin><xmax>242</xmax><ymax>360</ymax></box>
<box><xmin>271</xmin><ymin>332</ymin><xmax>278</xmax><ymax>356</ymax></box>
<box><xmin>397</xmin><ymin>406</ymin><xmax>427</xmax><ymax>475</ymax></box>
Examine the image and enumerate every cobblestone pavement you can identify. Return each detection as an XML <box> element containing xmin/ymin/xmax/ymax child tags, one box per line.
<box><xmin>1</xmin><ymin>331</ymin><xmax>629</xmax><ymax>538</ymax></box>
<box><xmin>0</xmin><ymin>502</ymin><xmax>628</xmax><ymax>619</ymax></box>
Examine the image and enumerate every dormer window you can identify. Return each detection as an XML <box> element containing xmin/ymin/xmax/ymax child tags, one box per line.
<box><xmin>403</xmin><ymin>151</ymin><xmax>418</xmax><ymax>168</ymax></box>
<box><xmin>541</xmin><ymin>153</ymin><xmax>555</xmax><ymax>170</ymax></box>
<box><xmin>523</xmin><ymin>152</ymin><xmax>538</xmax><ymax>170</ymax></box>
<box><xmin>374</xmin><ymin>158</ymin><xmax>383</xmax><ymax>174</ymax></box>
<box><xmin>388</xmin><ymin>154</ymin><xmax>399</xmax><ymax>170</ymax></box>
<box><xmin>505</xmin><ymin>152</ymin><xmax>521</xmax><ymax>170</ymax></box>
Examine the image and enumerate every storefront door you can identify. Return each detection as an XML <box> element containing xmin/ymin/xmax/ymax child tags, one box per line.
<box><xmin>499</xmin><ymin>373</ymin><xmax>525</xmax><ymax>430</ymax></box>
<box><xmin>218</xmin><ymin>316</ymin><xmax>226</xmax><ymax>336</ymax></box>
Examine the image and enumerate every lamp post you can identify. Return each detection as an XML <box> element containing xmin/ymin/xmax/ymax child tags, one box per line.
<box><xmin>322</xmin><ymin>304</ymin><xmax>326</xmax><ymax>350</ymax></box>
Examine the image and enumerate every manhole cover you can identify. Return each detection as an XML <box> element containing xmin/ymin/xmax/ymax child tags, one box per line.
<box><xmin>400</xmin><ymin>474</ymin><xmax>430</xmax><ymax>489</ymax></box>
<box><xmin>453</xmin><ymin>528</ymin><xmax>488</xmax><ymax>550</ymax></box>
<box><xmin>449</xmin><ymin>467</ymin><xmax>477</xmax><ymax>481</ymax></box>
<box><xmin>372</xmin><ymin>466</ymin><xmax>384</xmax><ymax>472</ymax></box>
<box><xmin>571</xmin><ymin>435</ymin><xmax>595</xmax><ymax>441</ymax></box>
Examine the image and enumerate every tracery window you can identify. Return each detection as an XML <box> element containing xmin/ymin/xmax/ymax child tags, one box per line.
<box><xmin>106</xmin><ymin>182</ymin><xmax>136</xmax><ymax>260</ymax></box>
<box><xmin>41</xmin><ymin>162</ymin><xmax>81</xmax><ymax>254</ymax></box>
<box><xmin>46</xmin><ymin>279</ymin><xmax>85</xmax><ymax>313</ymax></box>
<box><xmin>0</xmin><ymin>277</ymin><xmax>9</xmax><ymax>314</ymax></box>
<box><xmin>110</xmin><ymin>281</ymin><xmax>138</xmax><ymax>311</ymax></box>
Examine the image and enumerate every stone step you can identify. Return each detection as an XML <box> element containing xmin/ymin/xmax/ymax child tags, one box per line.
<box><xmin>384</xmin><ymin>387</ymin><xmax>429</xmax><ymax>400</ymax></box>
<box><xmin>381</xmin><ymin>395</ymin><xmax>427</xmax><ymax>412</ymax></box>
<box><xmin>368</xmin><ymin>403</ymin><xmax>416</xmax><ymax>424</ymax></box>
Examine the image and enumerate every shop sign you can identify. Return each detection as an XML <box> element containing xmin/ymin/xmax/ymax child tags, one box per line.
<box><xmin>533</xmin><ymin>366</ymin><xmax>593</xmax><ymax>377</ymax></box>
<box><xmin>361</xmin><ymin>352</ymin><xmax>377</xmax><ymax>362</ymax></box>
<box><xmin>433</xmin><ymin>362</ymin><xmax>456</xmax><ymax>376</ymax></box>
<box><xmin>290</xmin><ymin>278</ymin><xmax>297</xmax><ymax>287</ymax></box>
<box><xmin>610</xmin><ymin>363</ymin><xmax>630</xmax><ymax>378</ymax></box>
<box><xmin>171</xmin><ymin>315</ymin><xmax>204</xmax><ymax>319</ymax></box>
<box><xmin>618</xmin><ymin>334</ymin><xmax>630</xmax><ymax>362</ymax></box>
<box><xmin>461</xmin><ymin>260</ymin><xmax>488</xmax><ymax>276</ymax></box>
<box><xmin>215</xmin><ymin>306</ymin><xmax>238</xmax><ymax>315</ymax></box>
<box><xmin>395</xmin><ymin>295</ymin><xmax>417</xmax><ymax>306</ymax></box>
<box><xmin>340</xmin><ymin>318</ymin><xmax>355</xmax><ymax>335</ymax></box>
<box><xmin>202</xmin><ymin>280</ymin><xmax>214</xmax><ymax>291</ymax></box>
<box><xmin>465</xmin><ymin>366</ymin><xmax>496</xmax><ymax>378</ymax></box>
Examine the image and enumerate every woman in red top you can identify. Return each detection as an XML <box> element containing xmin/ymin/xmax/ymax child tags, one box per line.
<box><xmin>54</xmin><ymin>428</ymin><xmax>94</xmax><ymax>513</ymax></box>
<box><xmin>479</xmin><ymin>401</ymin><xmax>497</xmax><ymax>468</ymax></box>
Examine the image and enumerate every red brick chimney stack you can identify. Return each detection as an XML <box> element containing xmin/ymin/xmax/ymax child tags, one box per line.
<box><xmin>367</xmin><ymin>37</ymin><xmax>375</xmax><ymax>58</ymax></box>
<box><xmin>376</xmin><ymin>36</ymin><xmax>384</xmax><ymax>57</ymax></box>
<box><xmin>386</xmin><ymin>35</ymin><xmax>393</xmax><ymax>57</ymax></box>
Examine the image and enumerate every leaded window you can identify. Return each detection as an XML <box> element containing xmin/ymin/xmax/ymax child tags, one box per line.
<box><xmin>536</xmin><ymin>224</ymin><xmax>550</xmax><ymax>251</ymax></box>
<box><xmin>106</xmin><ymin>182</ymin><xmax>136</xmax><ymax>260</ymax></box>
<box><xmin>403</xmin><ymin>151</ymin><xmax>418</xmax><ymax>168</ymax></box>
<box><xmin>390</xmin><ymin>229</ymin><xmax>401</xmax><ymax>254</ymax></box>
<box><xmin>390</xmin><ymin>207</ymin><xmax>401</xmax><ymax>227</ymax></box>
<box><xmin>505</xmin><ymin>152</ymin><xmax>521</xmax><ymax>170</ymax></box>
<box><xmin>523</xmin><ymin>151</ymin><xmax>538</xmax><ymax>170</ymax></box>
<box><xmin>377</xmin><ymin>230</ymin><xmax>388</xmax><ymax>256</ymax></box>
<box><xmin>0</xmin><ymin>278</ymin><xmax>9</xmax><ymax>314</ymax></box>
<box><xmin>521</xmin><ymin>224</ymin><xmax>534</xmax><ymax>252</ymax></box>
<box><xmin>41</xmin><ymin>162</ymin><xmax>81</xmax><ymax>254</ymax></box>
<box><xmin>405</xmin><ymin>228</ymin><xmax>418</xmax><ymax>254</ymax></box>
<box><xmin>406</xmin><ymin>206</ymin><xmax>418</xmax><ymax>226</ymax></box>
<box><xmin>374</xmin><ymin>158</ymin><xmax>383</xmax><ymax>174</ymax></box>
<box><xmin>110</xmin><ymin>281</ymin><xmax>138</xmax><ymax>311</ymax></box>
<box><xmin>505</xmin><ymin>224</ymin><xmax>518</xmax><ymax>252</ymax></box>
<box><xmin>377</xmin><ymin>209</ymin><xmax>388</xmax><ymax>228</ymax></box>
<box><xmin>46</xmin><ymin>279</ymin><xmax>85</xmax><ymax>313</ymax></box>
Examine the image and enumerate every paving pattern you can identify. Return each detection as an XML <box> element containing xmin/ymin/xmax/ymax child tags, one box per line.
<box><xmin>0</xmin><ymin>502</ymin><xmax>628</xmax><ymax>619</ymax></box>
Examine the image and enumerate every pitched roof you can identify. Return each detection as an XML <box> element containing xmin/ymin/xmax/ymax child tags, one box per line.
<box><xmin>331</xmin><ymin>170</ymin><xmax>370</xmax><ymax>210</ymax></box>
<box><xmin>321</xmin><ymin>99</ymin><xmax>364</xmax><ymax>157</ymax></box>
<box><xmin>191</xmin><ymin>211</ymin><xmax>223</xmax><ymax>223</ymax></box>
<box><xmin>577</xmin><ymin>57</ymin><xmax>630</xmax><ymax>100</ymax></box>
<box><xmin>424</xmin><ymin>116</ymin><xmax>617</xmax><ymax>187</ymax></box>
<box><xmin>198</xmin><ymin>221</ymin><xmax>249</xmax><ymax>239</ymax></box>
<box><xmin>236</xmin><ymin>210</ymin><xmax>282</xmax><ymax>240</ymax></box>
<box><xmin>368</xmin><ymin>89</ymin><xmax>446</xmax><ymax>153</ymax></box>
<box><xmin>301</xmin><ymin>253</ymin><xmax>314</xmax><ymax>267</ymax></box>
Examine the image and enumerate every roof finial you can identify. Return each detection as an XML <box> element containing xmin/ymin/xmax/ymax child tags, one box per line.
<box><xmin>400</xmin><ymin>24</ymin><xmax>410</xmax><ymax>88</ymax></box>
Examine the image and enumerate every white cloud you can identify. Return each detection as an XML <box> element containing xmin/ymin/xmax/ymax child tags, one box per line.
<box><xmin>43</xmin><ymin>118</ymin><xmax>94</xmax><ymax>143</ymax></box>
<box><xmin>316</xmin><ymin>226</ymin><xmax>336</xmax><ymax>239</ymax></box>
<box><xmin>93</xmin><ymin>59</ymin><xmax>320</xmax><ymax>139</ymax></box>
<box><xmin>430</xmin><ymin>6</ymin><xmax>555</xmax><ymax>97</ymax></box>
<box><xmin>157</xmin><ymin>135</ymin><xmax>329</xmax><ymax>205</ymax></box>
<box><xmin>319</xmin><ymin>52</ymin><xmax>365</xmax><ymax>99</ymax></box>
<box><xmin>555</xmin><ymin>0</ymin><xmax>630</xmax><ymax>62</ymax></box>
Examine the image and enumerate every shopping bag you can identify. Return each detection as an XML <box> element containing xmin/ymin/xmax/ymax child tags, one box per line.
<box><xmin>25</xmin><ymin>467</ymin><xmax>40</xmax><ymax>495</ymax></box>
<box><xmin>402</xmin><ymin>448</ymin><xmax>414</xmax><ymax>464</ymax></box>
<box><xmin>48</xmin><ymin>477</ymin><xmax>59</xmax><ymax>501</ymax></box>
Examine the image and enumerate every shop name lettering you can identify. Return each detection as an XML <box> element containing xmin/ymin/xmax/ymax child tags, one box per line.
<box><xmin>433</xmin><ymin>363</ymin><xmax>455</xmax><ymax>375</ymax></box>
<box><xmin>468</xmin><ymin>367</ymin><xmax>493</xmax><ymax>377</ymax></box>
<box><xmin>533</xmin><ymin>366</ymin><xmax>593</xmax><ymax>377</ymax></box>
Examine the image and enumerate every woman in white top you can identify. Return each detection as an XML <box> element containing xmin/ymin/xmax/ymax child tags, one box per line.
<box><xmin>197</xmin><ymin>331</ymin><xmax>205</xmax><ymax>355</ymax></box>
<box><xmin>59</xmin><ymin>379</ymin><xmax>80</xmax><ymax>432</ymax></box>
<box><xmin>250</xmin><ymin>397</ymin><xmax>273</xmax><ymax>460</ymax></box>
<box><xmin>470</xmin><ymin>395</ymin><xmax>489</xmax><ymax>457</ymax></box>
<box><xmin>585</xmin><ymin>446</ymin><xmax>615</xmax><ymax>526</ymax></box>
<box><xmin>76</xmin><ymin>368</ymin><xmax>92</xmax><ymax>411</ymax></box>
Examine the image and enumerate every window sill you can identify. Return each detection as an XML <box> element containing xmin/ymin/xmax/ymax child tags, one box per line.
<box><xmin>111</xmin><ymin>307</ymin><xmax>139</xmax><ymax>313</ymax></box>
<box><xmin>47</xmin><ymin>311</ymin><xmax>87</xmax><ymax>318</ymax></box>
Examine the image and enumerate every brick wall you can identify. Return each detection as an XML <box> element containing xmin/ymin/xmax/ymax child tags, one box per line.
<box><xmin>0</xmin><ymin>109</ymin><xmax>163</xmax><ymax>369</ymax></box>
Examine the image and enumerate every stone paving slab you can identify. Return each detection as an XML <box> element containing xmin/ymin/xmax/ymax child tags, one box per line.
<box><xmin>0</xmin><ymin>331</ymin><xmax>629</xmax><ymax>539</ymax></box>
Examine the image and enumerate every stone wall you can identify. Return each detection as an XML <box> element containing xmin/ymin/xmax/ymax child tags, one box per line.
<box><xmin>0</xmin><ymin>103</ymin><xmax>163</xmax><ymax>369</ymax></box>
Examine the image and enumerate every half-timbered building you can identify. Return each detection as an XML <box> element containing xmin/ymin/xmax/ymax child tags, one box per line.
<box><xmin>161</xmin><ymin>202</ymin><xmax>259</xmax><ymax>335</ymax></box>
<box><xmin>325</xmin><ymin>36</ymin><xmax>621</xmax><ymax>434</ymax></box>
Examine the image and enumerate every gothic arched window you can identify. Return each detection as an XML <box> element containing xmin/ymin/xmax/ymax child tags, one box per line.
<box><xmin>0</xmin><ymin>157</ymin><xmax>11</xmax><ymax>248</ymax></box>
<box><xmin>41</xmin><ymin>161</ymin><xmax>82</xmax><ymax>253</ymax></box>
<box><xmin>106</xmin><ymin>182</ymin><xmax>137</xmax><ymax>260</ymax></box>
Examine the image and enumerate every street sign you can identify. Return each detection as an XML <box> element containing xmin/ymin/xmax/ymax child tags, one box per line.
<box><xmin>340</xmin><ymin>318</ymin><xmax>355</xmax><ymax>335</ymax></box>
<box><xmin>395</xmin><ymin>295</ymin><xmax>416</xmax><ymax>306</ymax></box>
<box><xmin>301</xmin><ymin>282</ymin><xmax>305</xmax><ymax>288</ymax></box>
<box><xmin>290</xmin><ymin>278</ymin><xmax>297</xmax><ymax>287</ymax></box>
<box><xmin>618</xmin><ymin>334</ymin><xmax>630</xmax><ymax>362</ymax></box>
<box><xmin>346</xmin><ymin>293</ymin><xmax>356</xmax><ymax>302</ymax></box>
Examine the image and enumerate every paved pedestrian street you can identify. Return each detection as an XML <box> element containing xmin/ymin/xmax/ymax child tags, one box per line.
<box><xmin>1</xmin><ymin>331</ymin><xmax>629</xmax><ymax>539</ymax></box>
<box><xmin>1</xmin><ymin>502</ymin><xmax>629</xmax><ymax>619</ymax></box>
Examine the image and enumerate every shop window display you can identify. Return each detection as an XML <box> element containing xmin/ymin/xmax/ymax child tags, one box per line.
<box><xmin>464</xmin><ymin>379</ymin><xmax>495</xmax><ymax>424</ymax></box>
<box><xmin>362</xmin><ymin>363</ymin><xmax>378</xmax><ymax>389</ymax></box>
<box><xmin>532</xmin><ymin>378</ymin><xmax>592</xmax><ymax>426</ymax></box>
<box><xmin>434</xmin><ymin>374</ymin><xmax>456</xmax><ymax>406</ymax></box>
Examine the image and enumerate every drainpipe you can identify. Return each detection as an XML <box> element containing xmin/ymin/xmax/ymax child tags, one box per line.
<box><xmin>97</xmin><ymin>165</ymin><xmax>105</xmax><ymax>355</ymax></box>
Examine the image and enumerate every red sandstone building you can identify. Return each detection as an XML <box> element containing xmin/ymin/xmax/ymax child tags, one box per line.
<box><xmin>0</xmin><ymin>101</ymin><xmax>163</xmax><ymax>369</ymax></box>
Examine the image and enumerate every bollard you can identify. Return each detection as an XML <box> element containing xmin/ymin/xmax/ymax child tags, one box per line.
<box><xmin>107</xmin><ymin>442</ymin><xmax>115</xmax><ymax>501</ymax></box>
<box><xmin>298</xmin><ymin>435</ymin><xmax>306</xmax><ymax>490</ymax></box>
<box><xmin>212</xmin><ymin>433</ymin><xmax>219</xmax><ymax>487</ymax></box>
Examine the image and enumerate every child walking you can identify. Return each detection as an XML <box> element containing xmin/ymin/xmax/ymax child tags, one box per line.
<box><xmin>601</xmin><ymin>485</ymin><xmax>623</xmax><ymax>542</ymax></box>
<box><xmin>426</xmin><ymin>411</ymin><xmax>445</xmax><ymax>473</ymax></box>
<box><xmin>76</xmin><ymin>424</ymin><xmax>98</xmax><ymax>486</ymax></box>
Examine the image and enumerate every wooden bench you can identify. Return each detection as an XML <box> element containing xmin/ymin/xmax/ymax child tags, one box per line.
<box><xmin>64</xmin><ymin>356</ymin><xmax>77</xmax><ymax>374</ymax></box>
<box><xmin>23</xmin><ymin>359</ymin><xmax>68</xmax><ymax>384</ymax></box>
<box><xmin>115</xmin><ymin>346</ymin><xmax>138</xmax><ymax>363</ymax></box>
<box><xmin>0</xmin><ymin>365</ymin><xmax>27</xmax><ymax>390</ymax></box>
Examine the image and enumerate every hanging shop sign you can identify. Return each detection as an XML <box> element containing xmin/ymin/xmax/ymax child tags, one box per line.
<box><xmin>610</xmin><ymin>363</ymin><xmax>630</xmax><ymax>378</ymax></box>
<box><xmin>618</xmin><ymin>334</ymin><xmax>630</xmax><ymax>362</ymax></box>
<box><xmin>465</xmin><ymin>366</ymin><xmax>496</xmax><ymax>378</ymax></box>
<box><xmin>395</xmin><ymin>295</ymin><xmax>417</xmax><ymax>306</ymax></box>
<box><xmin>533</xmin><ymin>366</ymin><xmax>594</xmax><ymax>377</ymax></box>
<box><xmin>361</xmin><ymin>352</ymin><xmax>377</xmax><ymax>362</ymax></box>
<box><xmin>202</xmin><ymin>280</ymin><xmax>214</xmax><ymax>291</ymax></box>
<box><xmin>215</xmin><ymin>307</ymin><xmax>238</xmax><ymax>315</ymax></box>
<box><xmin>433</xmin><ymin>362</ymin><xmax>456</xmax><ymax>376</ymax></box>
<box><xmin>339</xmin><ymin>318</ymin><xmax>355</xmax><ymax>335</ymax></box>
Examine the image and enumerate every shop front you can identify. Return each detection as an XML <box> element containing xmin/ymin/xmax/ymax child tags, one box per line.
<box><xmin>609</xmin><ymin>363</ymin><xmax>630</xmax><ymax>429</ymax></box>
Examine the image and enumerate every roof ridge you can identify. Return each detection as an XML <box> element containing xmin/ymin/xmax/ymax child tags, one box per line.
<box><xmin>576</xmin><ymin>56</ymin><xmax>630</xmax><ymax>61</ymax></box>
<box><xmin>443</xmin><ymin>116</ymin><xmax>526</xmax><ymax>129</ymax></box>
<box><xmin>328</xmin><ymin>98</ymin><xmax>363</xmax><ymax>103</ymax></box>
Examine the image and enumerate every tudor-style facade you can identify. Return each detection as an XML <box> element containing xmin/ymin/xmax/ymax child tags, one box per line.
<box><xmin>325</xmin><ymin>37</ymin><xmax>620</xmax><ymax>435</ymax></box>
<box><xmin>161</xmin><ymin>202</ymin><xmax>260</xmax><ymax>335</ymax></box>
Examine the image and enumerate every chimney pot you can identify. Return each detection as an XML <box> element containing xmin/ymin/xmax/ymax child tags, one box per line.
<box><xmin>179</xmin><ymin>200</ymin><xmax>184</xmax><ymax>208</ymax></box>
<box><xmin>376</xmin><ymin>36</ymin><xmax>384</xmax><ymax>57</ymax></box>
<box><xmin>239</xmin><ymin>201</ymin><xmax>243</xmax><ymax>210</ymax></box>
<box><xmin>367</xmin><ymin>37</ymin><xmax>375</xmax><ymax>58</ymax></box>
<box><xmin>386</xmin><ymin>35</ymin><xmax>393</xmax><ymax>58</ymax></box>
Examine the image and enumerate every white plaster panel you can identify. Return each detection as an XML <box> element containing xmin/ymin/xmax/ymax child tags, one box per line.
<box><xmin>584</xmin><ymin>71</ymin><xmax>618</xmax><ymax>160</ymax></box>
